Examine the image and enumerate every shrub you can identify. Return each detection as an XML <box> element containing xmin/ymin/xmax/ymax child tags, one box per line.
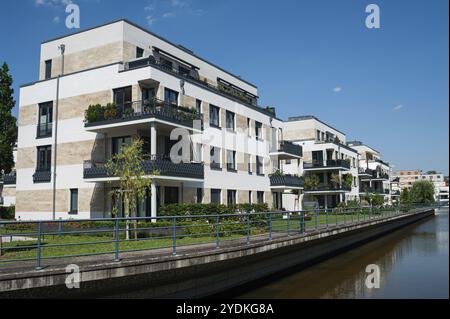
<box><xmin>104</xmin><ymin>103</ymin><xmax>119</xmax><ymax>120</ymax></box>
<box><xmin>0</xmin><ymin>206</ymin><xmax>15</xmax><ymax>220</ymax></box>
<box><xmin>84</xmin><ymin>104</ymin><xmax>104</xmax><ymax>123</ymax></box>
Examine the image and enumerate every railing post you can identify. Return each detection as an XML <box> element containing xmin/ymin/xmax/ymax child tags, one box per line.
<box><xmin>343</xmin><ymin>209</ymin><xmax>346</xmax><ymax>225</ymax></box>
<box><xmin>357</xmin><ymin>207</ymin><xmax>360</xmax><ymax>224</ymax></box>
<box><xmin>269</xmin><ymin>213</ymin><xmax>272</xmax><ymax>241</ymax></box>
<box><xmin>58</xmin><ymin>218</ymin><xmax>62</xmax><ymax>238</ymax></box>
<box><xmin>326</xmin><ymin>208</ymin><xmax>329</xmax><ymax>228</ymax></box>
<box><xmin>35</xmin><ymin>222</ymin><xmax>42</xmax><ymax>271</ymax></box>
<box><xmin>216</xmin><ymin>215</ymin><xmax>220</xmax><ymax>248</ymax></box>
<box><xmin>314</xmin><ymin>208</ymin><xmax>318</xmax><ymax>230</ymax></box>
<box><xmin>301</xmin><ymin>211</ymin><xmax>305</xmax><ymax>234</ymax></box>
<box><xmin>335</xmin><ymin>208</ymin><xmax>338</xmax><ymax>226</ymax></box>
<box><xmin>172</xmin><ymin>217</ymin><xmax>177</xmax><ymax>256</ymax></box>
<box><xmin>246</xmin><ymin>214</ymin><xmax>250</xmax><ymax>244</ymax></box>
<box><xmin>113</xmin><ymin>219</ymin><xmax>120</xmax><ymax>262</ymax></box>
<box><xmin>287</xmin><ymin>213</ymin><xmax>291</xmax><ymax>236</ymax></box>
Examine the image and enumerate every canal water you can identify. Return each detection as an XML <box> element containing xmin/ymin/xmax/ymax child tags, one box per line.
<box><xmin>237</xmin><ymin>208</ymin><xmax>449</xmax><ymax>299</ymax></box>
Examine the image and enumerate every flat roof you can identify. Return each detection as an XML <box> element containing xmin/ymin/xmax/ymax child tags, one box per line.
<box><xmin>286</xmin><ymin>115</ymin><xmax>346</xmax><ymax>136</ymax></box>
<box><xmin>41</xmin><ymin>18</ymin><xmax>257</xmax><ymax>89</ymax></box>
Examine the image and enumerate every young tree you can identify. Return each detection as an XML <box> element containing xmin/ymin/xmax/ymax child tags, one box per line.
<box><xmin>106</xmin><ymin>138</ymin><xmax>154</xmax><ymax>240</ymax></box>
<box><xmin>400</xmin><ymin>187</ymin><xmax>411</xmax><ymax>204</ymax></box>
<box><xmin>0</xmin><ymin>63</ymin><xmax>17</xmax><ymax>174</ymax></box>
<box><xmin>411</xmin><ymin>180</ymin><xmax>435</xmax><ymax>204</ymax></box>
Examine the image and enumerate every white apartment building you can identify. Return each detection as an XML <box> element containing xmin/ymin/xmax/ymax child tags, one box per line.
<box><xmin>393</xmin><ymin>170</ymin><xmax>448</xmax><ymax>204</ymax></box>
<box><xmin>282</xmin><ymin>116</ymin><xmax>360</xmax><ymax>209</ymax></box>
<box><xmin>347</xmin><ymin>141</ymin><xmax>392</xmax><ymax>204</ymax></box>
<box><xmin>14</xmin><ymin>19</ymin><xmax>304</xmax><ymax>220</ymax></box>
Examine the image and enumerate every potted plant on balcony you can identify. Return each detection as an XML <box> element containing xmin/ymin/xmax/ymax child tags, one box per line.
<box><xmin>304</xmin><ymin>174</ymin><xmax>320</xmax><ymax>190</ymax></box>
<box><xmin>330</xmin><ymin>173</ymin><xmax>341</xmax><ymax>189</ymax></box>
<box><xmin>104</xmin><ymin>103</ymin><xmax>119</xmax><ymax>120</ymax></box>
<box><xmin>342</xmin><ymin>173</ymin><xmax>353</xmax><ymax>189</ymax></box>
<box><xmin>84</xmin><ymin>104</ymin><xmax>104</xmax><ymax>123</ymax></box>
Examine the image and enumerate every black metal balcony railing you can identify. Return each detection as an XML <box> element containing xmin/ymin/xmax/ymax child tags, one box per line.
<box><xmin>359</xmin><ymin>169</ymin><xmax>389</xmax><ymax>180</ymax></box>
<box><xmin>303</xmin><ymin>183</ymin><xmax>352</xmax><ymax>192</ymax></box>
<box><xmin>303</xmin><ymin>159</ymin><xmax>351</xmax><ymax>170</ymax></box>
<box><xmin>83</xmin><ymin>155</ymin><xmax>204</xmax><ymax>180</ymax></box>
<box><xmin>2</xmin><ymin>172</ymin><xmax>16</xmax><ymax>185</ymax></box>
<box><xmin>270</xmin><ymin>175</ymin><xmax>304</xmax><ymax>188</ymax></box>
<box><xmin>33</xmin><ymin>170</ymin><xmax>51</xmax><ymax>183</ymax></box>
<box><xmin>360</xmin><ymin>187</ymin><xmax>390</xmax><ymax>195</ymax></box>
<box><xmin>36</xmin><ymin>122</ymin><xmax>52</xmax><ymax>138</ymax></box>
<box><xmin>272</xmin><ymin>141</ymin><xmax>303</xmax><ymax>157</ymax></box>
<box><xmin>125</xmin><ymin>57</ymin><xmax>267</xmax><ymax>113</ymax></box>
<box><xmin>85</xmin><ymin>99</ymin><xmax>203</xmax><ymax>129</ymax></box>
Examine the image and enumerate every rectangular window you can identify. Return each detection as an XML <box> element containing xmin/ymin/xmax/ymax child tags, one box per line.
<box><xmin>197</xmin><ymin>188</ymin><xmax>203</xmax><ymax>204</ymax></box>
<box><xmin>226</xmin><ymin>110</ymin><xmax>235</xmax><ymax>131</ymax></box>
<box><xmin>112</xmin><ymin>136</ymin><xmax>132</xmax><ymax>155</ymax></box>
<box><xmin>256</xmin><ymin>156</ymin><xmax>264</xmax><ymax>175</ymax></box>
<box><xmin>227</xmin><ymin>190</ymin><xmax>237</xmax><ymax>205</ymax></box>
<box><xmin>196</xmin><ymin>99</ymin><xmax>202</xmax><ymax>114</ymax></box>
<box><xmin>257</xmin><ymin>191</ymin><xmax>264</xmax><ymax>204</ymax></box>
<box><xmin>248</xmin><ymin>191</ymin><xmax>252</xmax><ymax>204</ymax></box>
<box><xmin>247</xmin><ymin>118</ymin><xmax>251</xmax><ymax>136</ymax></box>
<box><xmin>247</xmin><ymin>154</ymin><xmax>252</xmax><ymax>174</ymax></box>
<box><xmin>164</xmin><ymin>187</ymin><xmax>179</xmax><ymax>205</ymax></box>
<box><xmin>113</xmin><ymin>86</ymin><xmax>132</xmax><ymax>108</ymax></box>
<box><xmin>316</xmin><ymin>130</ymin><xmax>321</xmax><ymax>141</ymax></box>
<box><xmin>209</xmin><ymin>104</ymin><xmax>220</xmax><ymax>127</ymax></box>
<box><xmin>227</xmin><ymin>150</ymin><xmax>236</xmax><ymax>171</ymax></box>
<box><xmin>136</xmin><ymin>47</ymin><xmax>144</xmax><ymax>58</ymax></box>
<box><xmin>70</xmin><ymin>189</ymin><xmax>78</xmax><ymax>214</ymax></box>
<box><xmin>37</xmin><ymin>145</ymin><xmax>52</xmax><ymax>171</ymax></box>
<box><xmin>210</xmin><ymin>146</ymin><xmax>221</xmax><ymax>169</ymax></box>
<box><xmin>164</xmin><ymin>88</ymin><xmax>178</xmax><ymax>105</ymax></box>
<box><xmin>211</xmin><ymin>189</ymin><xmax>221</xmax><ymax>204</ymax></box>
<box><xmin>45</xmin><ymin>60</ymin><xmax>52</xmax><ymax>79</ymax></box>
<box><xmin>37</xmin><ymin>102</ymin><xmax>53</xmax><ymax>138</ymax></box>
<box><xmin>255</xmin><ymin>121</ymin><xmax>263</xmax><ymax>139</ymax></box>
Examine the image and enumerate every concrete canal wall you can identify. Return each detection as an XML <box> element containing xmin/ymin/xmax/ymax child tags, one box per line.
<box><xmin>0</xmin><ymin>209</ymin><xmax>435</xmax><ymax>298</ymax></box>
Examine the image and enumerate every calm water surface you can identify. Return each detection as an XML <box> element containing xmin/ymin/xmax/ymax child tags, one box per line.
<box><xmin>237</xmin><ymin>208</ymin><xmax>449</xmax><ymax>299</ymax></box>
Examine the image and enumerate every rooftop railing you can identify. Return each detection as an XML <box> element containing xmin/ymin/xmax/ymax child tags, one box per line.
<box><xmin>0</xmin><ymin>204</ymin><xmax>439</xmax><ymax>270</ymax></box>
<box><xmin>124</xmin><ymin>56</ymin><xmax>270</xmax><ymax>114</ymax></box>
<box><xmin>2</xmin><ymin>172</ymin><xmax>16</xmax><ymax>185</ymax></box>
<box><xmin>271</xmin><ymin>141</ymin><xmax>303</xmax><ymax>157</ymax></box>
<box><xmin>304</xmin><ymin>183</ymin><xmax>352</xmax><ymax>192</ymax></box>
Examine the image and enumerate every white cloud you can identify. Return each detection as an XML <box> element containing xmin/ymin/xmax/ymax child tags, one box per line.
<box><xmin>35</xmin><ymin>0</ymin><xmax>72</xmax><ymax>7</ymax></box>
<box><xmin>170</xmin><ymin>0</ymin><xmax>187</xmax><ymax>8</ymax></box>
<box><xmin>53</xmin><ymin>16</ymin><xmax>61</xmax><ymax>24</ymax></box>
<box><xmin>146</xmin><ymin>15</ymin><xmax>157</xmax><ymax>26</ymax></box>
<box><xmin>393</xmin><ymin>104</ymin><xmax>404</xmax><ymax>111</ymax></box>
<box><xmin>163</xmin><ymin>12</ymin><xmax>176</xmax><ymax>18</ymax></box>
<box><xmin>333</xmin><ymin>86</ymin><xmax>342</xmax><ymax>93</ymax></box>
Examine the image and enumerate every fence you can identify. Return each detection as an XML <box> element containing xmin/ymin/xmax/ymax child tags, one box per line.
<box><xmin>0</xmin><ymin>203</ymin><xmax>440</xmax><ymax>271</ymax></box>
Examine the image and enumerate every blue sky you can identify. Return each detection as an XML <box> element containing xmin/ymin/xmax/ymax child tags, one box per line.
<box><xmin>0</xmin><ymin>0</ymin><xmax>448</xmax><ymax>174</ymax></box>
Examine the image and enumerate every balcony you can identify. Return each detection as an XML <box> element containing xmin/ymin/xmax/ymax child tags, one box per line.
<box><xmin>270</xmin><ymin>141</ymin><xmax>302</xmax><ymax>159</ymax></box>
<box><xmin>33</xmin><ymin>170</ymin><xmax>51</xmax><ymax>183</ymax></box>
<box><xmin>360</xmin><ymin>170</ymin><xmax>389</xmax><ymax>181</ymax></box>
<box><xmin>303</xmin><ymin>159</ymin><xmax>351</xmax><ymax>171</ymax></box>
<box><xmin>84</xmin><ymin>99</ymin><xmax>203</xmax><ymax>132</ymax></box>
<box><xmin>124</xmin><ymin>57</ymin><xmax>274</xmax><ymax>116</ymax></box>
<box><xmin>269</xmin><ymin>174</ymin><xmax>304</xmax><ymax>189</ymax></box>
<box><xmin>83</xmin><ymin>155</ymin><xmax>204</xmax><ymax>181</ymax></box>
<box><xmin>303</xmin><ymin>183</ymin><xmax>351</xmax><ymax>193</ymax></box>
<box><xmin>2</xmin><ymin>172</ymin><xmax>16</xmax><ymax>185</ymax></box>
<box><xmin>36</xmin><ymin>122</ymin><xmax>52</xmax><ymax>138</ymax></box>
<box><xmin>359</xmin><ymin>187</ymin><xmax>390</xmax><ymax>195</ymax></box>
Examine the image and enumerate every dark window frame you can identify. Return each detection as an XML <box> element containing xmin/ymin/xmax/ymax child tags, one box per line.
<box><xmin>69</xmin><ymin>189</ymin><xmax>78</xmax><ymax>214</ymax></box>
<box><xmin>164</xmin><ymin>88</ymin><xmax>179</xmax><ymax>106</ymax></box>
<box><xmin>227</xmin><ymin>190</ymin><xmax>237</xmax><ymax>205</ymax></box>
<box><xmin>37</xmin><ymin>101</ymin><xmax>53</xmax><ymax>138</ymax></box>
<box><xmin>45</xmin><ymin>59</ymin><xmax>52</xmax><ymax>79</ymax></box>
<box><xmin>211</xmin><ymin>189</ymin><xmax>221</xmax><ymax>204</ymax></box>
<box><xmin>36</xmin><ymin>145</ymin><xmax>52</xmax><ymax>172</ymax></box>
<box><xmin>209</xmin><ymin>104</ymin><xmax>220</xmax><ymax>128</ymax></box>
<box><xmin>226</xmin><ymin>110</ymin><xmax>235</xmax><ymax>131</ymax></box>
<box><xmin>136</xmin><ymin>47</ymin><xmax>144</xmax><ymax>58</ymax></box>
